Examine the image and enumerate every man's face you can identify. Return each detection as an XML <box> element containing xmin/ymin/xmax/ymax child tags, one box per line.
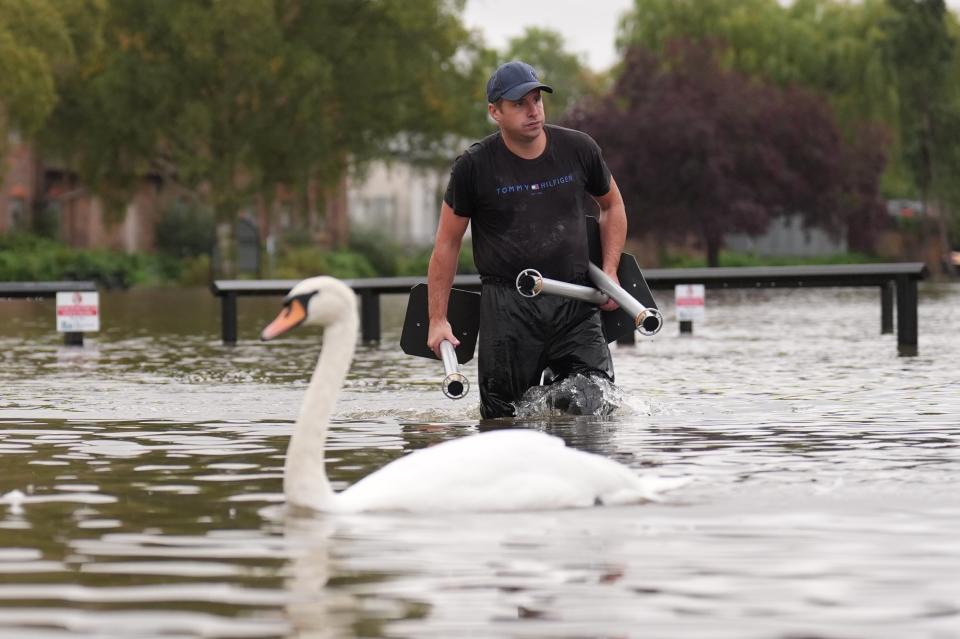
<box><xmin>488</xmin><ymin>89</ymin><xmax>545</xmax><ymax>141</ymax></box>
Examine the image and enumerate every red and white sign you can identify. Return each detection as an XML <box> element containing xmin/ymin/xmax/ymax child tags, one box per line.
<box><xmin>56</xmin><ymin>291</ymin><xmax>100</xmax><ymax>332</ymax></box>
<box><xmin>675</xmin><ymin>284</ymin><xmax>705</xmax><ymax>321</ymax></box>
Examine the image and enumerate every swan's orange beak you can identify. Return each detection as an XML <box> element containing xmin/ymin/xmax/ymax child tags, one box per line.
<box><xmin>261</xmin><ymin>299</ymin><xmax>307</xmax><ymax>341</ymax></box>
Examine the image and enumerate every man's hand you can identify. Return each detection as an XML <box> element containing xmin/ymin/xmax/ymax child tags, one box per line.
<box><xmin>598</xmin><ymin>268</ymin><xmax>621</xmax><ymax>312</ymax></box>
<box><xmin>427</xmin><ymin>319</ymin><xmax>460</xmax><ymax>358</ymax></box>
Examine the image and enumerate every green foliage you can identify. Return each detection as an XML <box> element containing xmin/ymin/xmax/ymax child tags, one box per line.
<box><xmin>346</xmin><ymin>229</ymin><xmax>476</xmax><ymax>277</ymax></box>
<box><xmin>397</xmin><ymin>251</ymin><xmax>432</xmax><ymax>277</ymax></box>
<box><xmin>176</xmin><ymin>254</ymin><xmax>211</xmax><ymax>287</ymax></box>
<box><xmin>348</xmin><ymin>230</ymin><xmax>403</xmax><ymax>277</ymax></box>
<box><xmin>154</xmin><ymin>199</ymin><xmax>215</xmax><ymax>258</ymax></box>
<box><xmin>884</xmin><ymin>1</ymin><xmax>960</xmax><ymax>204</ymax></box>
<box><xmin>269</xmin><ymin>247</ymin><xmax>327</xmax><ymax>279</ymax></box>
<box><xmin>567</xmin><ymin>42</ymin><xmax>882</xmax><ymax>265</ymax></box>
<box><xmin>661</xmin><ymin>249</ymin><xmax>882</xmax><ymax>268</ymax></box>
<box><xmin>31</xmin><ymin>202</ymin><xmax>63</xmax><ymax>240</ymax></box>
<box><xmin>617</xmin><ymin>0</ymin><xmax>901</xmax><ymax>130</ymax></box>
<box><xmin>269</xmin><ymin>246</ymin><xmax>377</xmax><ymax>280</ymax></box>
<box><xmin>324</xmin><ymin>251</ymin><xmax>378</xmax><ymax>279</ymax></box>
<box><xmin>0</xmin><ymin>233</ymin><xmax>161</xmax><ymax>287</ymax></box>
<box><xmin>268</xmin><ymin>228</ymin><xmax>478</xmax><ymax>280</ymax></box>
<box><xmin>501</xmin><ymin>27</ymin><xmax>601</xmax><ymax>119</ymax></box>
<box><xmin>393</xmin><ymin>244</ymin><xmax>477</xmax><ymax>277</ymax></box>
<box><xmin>0</xmin><ymin>0</ymin><xmax>79</xmax><ymax>136</ymax></box>
<box><xmin>616</xmin><ymin>0</ymin><xmax>960</xmax><ymax>250</ymax></box>
<box><xmin>36</xmin><ymin>0</ymin><xmax>487</xmax><ymax>218</ymax></box>
<box><xmin>457</xmin><ymin>244</ymin><xmax>477</xmax><ymax>275</ymax></box>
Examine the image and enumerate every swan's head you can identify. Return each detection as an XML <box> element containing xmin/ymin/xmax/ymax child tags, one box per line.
<box><xmin>261</xmin><ymin>276</ymin><xmax>356</xmax><ymax>341</ymax></box>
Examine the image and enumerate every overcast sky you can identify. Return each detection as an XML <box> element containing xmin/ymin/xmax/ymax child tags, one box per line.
<box><xmin>462</xmin><ymin>0</ymin><xmax>634</xmax><ymax>71</ymax></box>
<box><xmin>463</xmin><ymin>0</ymin><xmax>960</xmax><ymax>71</ymax></box>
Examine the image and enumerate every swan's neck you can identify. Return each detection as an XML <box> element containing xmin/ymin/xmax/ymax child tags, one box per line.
<box><xmin>284</xmin><ymin>313</ymin><xmax>357</xmax><ymax>510</ymax></box>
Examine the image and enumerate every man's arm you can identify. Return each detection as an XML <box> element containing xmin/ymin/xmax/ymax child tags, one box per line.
<box><xmin>592</xmin><ymin>176</ymin><xmax>628</xmax><ymax>311</ymax></box>
<box><xmin>427</xmin><ymin>201</ymin><xmax>470</xmax><ymax>356</ymax></box>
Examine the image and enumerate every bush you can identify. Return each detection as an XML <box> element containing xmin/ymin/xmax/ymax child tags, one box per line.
<box><xmin>270</xmin><ymin>246</ymin><xmax>378</xmax><ymax>279</ymax></box>
<box><xmin>348</xmin><ymin>229</ymin><xmax>477</xmax><ymax>277</ymax></box>
<box><xmin>177</xmin><ymin>255</ymin><xmax>212</xmax><ymax>286</ymax></box>
<box><xmin>325</xmin><ymin>251</ymin><xmax>378</xmax><ymax>278</ymax></box>
<box><xmin>661</xmin><ymin>249</ymin><xmax>881</xmax><ymax>268</ymax></box>
<box><xmin>397</xmin><ymin>251</ymin><xmax>432</xmax><ymax>276</ymax></box>
<box><xmin>154</xmin><ymin>200</ymin><xmax>215</xmax><ymax>258</ymax></box>
<box><xmin>348</xmin><ymin>230</ymin><xmax>400</xmax><ymax>276</ymax></box>
<box><xmin>457</xmin><ymin>243</ymin><xmax>478</xmax><ymax>274</ymax></box>
<box><xmin>391</xmin><ymin>245</ymin><xmax>478</xmax><ymax>276</ymax></box>
<box><xmin>0</xmin><ymin>232</ymin><xmax>163</xmax><ymax>288</ymax></box>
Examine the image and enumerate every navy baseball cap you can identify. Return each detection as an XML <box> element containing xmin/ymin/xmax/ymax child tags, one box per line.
<box><xmin>486</xmin><ymin>61</ymin><xmax>553</xmax><ymax>103</ymax></box>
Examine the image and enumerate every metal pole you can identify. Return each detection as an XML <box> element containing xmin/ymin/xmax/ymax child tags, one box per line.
<box><xmin>439</xmin><ymin>340</ymin><xmax>469</xmax><ymax>399</ymax></box>
<box><xmin>516</xmin><ymin>268</ymin><xmax>662</xmax><ymax>336</ymax></box>
<box><xmin>516</xmin><ymin>269</ymin><xmax>608</xmax><ymax>304</ymax></box>
<box><xmin>588</xmin><ymin>264</ymin><xmax>663</xmax><ymax>336</ymax></box>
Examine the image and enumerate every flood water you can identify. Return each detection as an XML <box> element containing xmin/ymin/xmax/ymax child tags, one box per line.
<box><xmin>0</xmin><ymin>282</ymin><xmax>958</xmax><ymax>638</ymax></box>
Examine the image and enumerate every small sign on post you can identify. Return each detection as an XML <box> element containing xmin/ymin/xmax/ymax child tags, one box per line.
<box><xmin>56</xmin><ymin>291</ymin><xmax>100</xmax><ymax>346</ymax></box>
<box><xmin>675</xmin><ymin>284</ymin><xmax>705</xmax><ymax>334</ymax></box>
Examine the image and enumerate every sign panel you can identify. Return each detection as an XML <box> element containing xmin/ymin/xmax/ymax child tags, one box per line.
<box><xmin>56</xmin><ymin>291</ymin><xmax>100</xmax><ymax>332</ymax></box>
<box><xmin>675</xmin><ymin>284</ymin><xmax>705</xmax><ymax>322</ymax></box>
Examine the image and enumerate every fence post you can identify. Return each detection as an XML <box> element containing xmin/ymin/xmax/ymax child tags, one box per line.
<box><xmin>360</xmin><ymin>290</ymin><xmax>380</xmax><ymax>342</ymax></box>
<box><xmin>881</xmin><ymin>281</ymin><xmax>894</xmax><ymax>334</ymax></box>
<box><xmin>221</xmin><ymin>292</ymin><xmax>238</xmax><ymax>345</ymax></box>
<box><xmin>895</xmin><ymin>275</ymin><xmax>918</xmax><ymax>355</ymax></box>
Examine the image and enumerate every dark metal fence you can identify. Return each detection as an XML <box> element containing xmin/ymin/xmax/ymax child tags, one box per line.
<box><xmin>211</xmin><ymin>262</ymin><xmax>927</xmax><ymax>354</ymax></box>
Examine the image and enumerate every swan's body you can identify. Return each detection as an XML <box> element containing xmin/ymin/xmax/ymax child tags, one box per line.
<box><xmin>263</xmin><ymin>276</ymin><xmax>664</xmax><ymax>513</ymax></box>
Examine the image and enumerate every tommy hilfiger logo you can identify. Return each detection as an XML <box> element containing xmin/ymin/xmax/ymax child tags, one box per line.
<box><xmin>496</xmin><ymin>173</ymin><xmax>574</xmax><ymax>195</ymax></box>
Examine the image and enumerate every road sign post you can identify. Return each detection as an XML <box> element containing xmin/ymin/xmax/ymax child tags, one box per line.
<box><xmin>56</xmin><ymin>291</ymin><xmax>100</xmax><ymax>346</ymax></box>
<box><xmin>675</xmin><ymin>284</ymin><xmax>705</xmax><ymax>334</ymax></box>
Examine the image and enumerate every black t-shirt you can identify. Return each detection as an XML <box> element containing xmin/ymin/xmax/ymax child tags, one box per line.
<box><xmin>443</xmin><ymin>124</ymin><xmax>611</xmax><ymax>283</ymax></box>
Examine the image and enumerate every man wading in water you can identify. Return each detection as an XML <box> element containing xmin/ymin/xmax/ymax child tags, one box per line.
<box><xmin>427</xmin><ymin>60</ymin><xmax>630</xmax><ymax>418</ymax></box>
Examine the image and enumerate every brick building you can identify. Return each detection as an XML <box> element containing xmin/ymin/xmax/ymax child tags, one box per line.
<box><xmin>1</xmin><ymin>136</ymin><xmax>350</xmax><ymax>256</ymax></box>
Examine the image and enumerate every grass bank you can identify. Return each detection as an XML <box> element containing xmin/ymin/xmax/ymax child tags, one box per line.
<box><xmin>661</xmin><ymin>250</ymin><xmax>883</xmax><ymax>268</ymax></box>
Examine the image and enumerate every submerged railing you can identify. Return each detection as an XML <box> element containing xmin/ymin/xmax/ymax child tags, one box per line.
<box><xmin>211</xmin><ymin>262</ymin><xmax>927</xmax><ymax>354</ymax></box>
<box><xmin>0</xmin><ymin>281</ymin><xmax>99</xmax><ymax>345</ymax></box>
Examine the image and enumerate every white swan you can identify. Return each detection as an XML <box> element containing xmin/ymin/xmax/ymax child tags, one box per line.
<box><xmin>262</xmin><ymin>276</ymin><xmax>668</xmax><ymax>513</ymax></box>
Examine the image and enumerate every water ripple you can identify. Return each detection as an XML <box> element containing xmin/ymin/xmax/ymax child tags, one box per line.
<box><xmin>0</xmin><ymin>286</ymin><xmax>957</xmax><ymax>637</ymax></box>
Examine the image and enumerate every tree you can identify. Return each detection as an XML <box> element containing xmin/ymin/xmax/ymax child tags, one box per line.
<box><xmin>883</xmin><ymin>0</ymin><xmax>960</xmax><ymax>271</ymax></box>
<box><xmin>565</xmin><ymin>42</ymin><xmax>887</xmax><ymax>266</ymax></box>
<box><xmin>616</xmin><ymin>0</ymin><xmax>917</xmax><ymax>189</ymax></box>
<box><xmin>501</xmin><ymin>27</ymin><xmax>601</xmax><ymax>119</ymax></box>
<box><xmin>616</xmin><ymin>0</ymin><xmax>803</xmax><ymax>82</ymax></box>
<box><xmin>37</xmin><ymin>0</ymin><xmax>485</xmax><ymax>234</ymax></box>
<box><xmin>613</xmin><ymin>0</ymin><xmax>960</xmax><ymax>265</ymax></box>
<box><xmin>616</xmin><ymin>0</ymin><xmax>899</xmax><ymax>128</ymax></box>
<box><xmin>0</xmin><ymin>0</ymin><xmax>70</xmax><ymax>132</ymax></box>
<box><xmin>0</xmin><ymin>0</ymin><xmax>104</xmax><ymax>162</ymax></box>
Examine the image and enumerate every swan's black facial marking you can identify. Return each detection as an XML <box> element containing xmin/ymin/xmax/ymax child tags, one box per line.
<box><xmin>282</xmin><ymin>291</ymin><xmax>318</xmax><ymax>310</ymax></box>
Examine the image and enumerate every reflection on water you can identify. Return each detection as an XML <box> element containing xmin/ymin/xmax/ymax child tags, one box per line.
<box><xmin>0</xmin><ymin>285</ymin><xmax>958</xmax><ymax>637</ymax></box>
